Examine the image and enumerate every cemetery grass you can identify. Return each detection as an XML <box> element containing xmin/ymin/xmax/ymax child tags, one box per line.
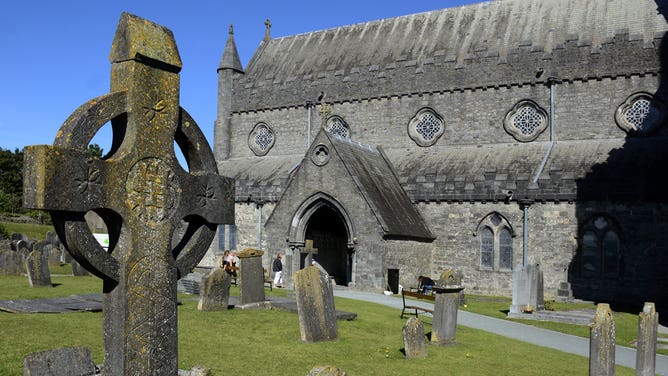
<box><xmin>0</xmin><ymin>221</ymin><xmax>54</xmax><ymax>241</ymax></box>
<box><xmin>0</xmin><ymin>277</ymin><xmax>636</xmax><ymax>376</ymax></box>
<box><xmin>460</xmin><ymin>294</ymin><xmax>666</xmax><ymax>354</ymax></box>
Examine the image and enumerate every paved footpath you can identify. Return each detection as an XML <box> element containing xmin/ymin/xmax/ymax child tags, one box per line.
<box><xmin>333</xmin><ymin>289</ymin><xmax>668</xmax><ymax>375</ymax></box>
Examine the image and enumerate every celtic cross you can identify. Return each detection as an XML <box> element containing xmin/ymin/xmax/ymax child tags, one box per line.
<box><xmin>23</xmin><ymin>13</ymin><xmax>234</xmax><ymax>375</ymax></box>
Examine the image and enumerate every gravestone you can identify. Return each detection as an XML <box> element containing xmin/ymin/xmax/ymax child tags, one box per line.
<box><xmin>71</xmin><ymin>259</ymin><xmax>89</xmax><ymax>276</ymax></box>
<box><xmin>238</xmin><ymin>248</ymin><xmax>265</xmax><ymax>305</ymax></box>
<box><xmin>431</xmin><ymin>272</ymin><xmax>464</xmax><ymax>346</ymax></box>
<box><xmin>0</xmin><ymin>247</ymin><xmax>22</xmax><ymax>275</ymax></box>
<box><xmin>294</xmin><ymin>265</ymin><xmax>338</xmax><ymax>342</ymax></box>
<box><xmin>302</xmin><ymin>239</ymin><xmax>318</xmax><ymax>267</ymax></box>
<box><xmin>26</xmin><ymin>248</ymin><xmax>52</xmax><ymax>288</ymax></box>
<box><xmin>636</xmin><ymin>302</ymin><xmax>658</xmax><ymax>376</ymax></box>
<box><xmin>22</xmin><ymin>13</ymin><xmax>234</xmax><ymax>376</ymax></box>
<box><xmin>590</xmin><ymin>303</ymin><xmax>615</xmax><ymax>376</ymax></box>
<box><xmin>509</xmin><ymin>263</ymin><xmax>544</xmax><ymax>314</ymax></box>
<box><xmin>306</xmin><ymin>365</ymin><xmax>347</xmax><ymax>376</ymax></box>
<box><xmin>402</xmin><ymin>317</ymin><xmax>427</xmax><ymax>358</ymax></box>
<box><xmin>197</xmin><ymin>268</ymin><xmax>231</xmax><ymax>311</ymax></box>
<box><xmin>23</xmin><ymin>346</ymin><xmax>95</xmax><ymax>376</ymax></box>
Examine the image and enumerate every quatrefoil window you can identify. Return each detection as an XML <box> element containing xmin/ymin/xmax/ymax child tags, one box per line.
<box><xmin>326</xmin><ymin>116</ymin><xmax>350</xmax><ymax>139</ymax></box>
<box><xmin>408</xmin><ymin>108</ymin><xmax>445</xmax><ymax>147</ymax></box>
<box><xmin>248</xmin><ymin>123</ymin><xmax>275</xmax><ymax>156</ymax></box>
<box><xmin>615</xmin><ymin>93</ymin><xmax>665</xmax><ymax>134</ymax></box>
<box><xmin>504</xmin><ymin>100</ymin><xmax>548</xmax><ymax>142</ymax></box>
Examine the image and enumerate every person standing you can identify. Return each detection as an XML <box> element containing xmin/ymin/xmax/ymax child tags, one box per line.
<box><xmin>272</xmin><ymin>253</ymin><xmax>283</xmax><ymax>288</ymax></box>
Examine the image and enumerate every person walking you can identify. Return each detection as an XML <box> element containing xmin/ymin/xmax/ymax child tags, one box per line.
<box><xmin>272</xmin><ymin>253</ymin><xmax>283</xmax><ymax>288</ymax></box>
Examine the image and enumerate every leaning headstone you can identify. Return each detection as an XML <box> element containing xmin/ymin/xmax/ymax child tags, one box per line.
<box><xmin>306</xmin><ymin>365</ymin><xmax>347</xmax><ymax>376</ymax></box>
<box><xmin>294</xmin><ymin>265</ymin><xmax>338</xmax><ymax>342</ymax></box>
<box><xmin>71</xmin><ymin>259</ymin><xmax>89</xmax><ymax>276</ymax></box>
<box><xmin>509</xmin><ymin>263</ymin><xmax>544</xmax><ymax>314</ymax></box>
<box><xmin>402</xmin><ymin>317</ymin><xmax>427</xmax><ymax>358</ymax></box>
<box><xmin>238</xmin><ymin>248</ymin><xmax>265</xmax><ymax>305</ymax></box>
<box><xmin>22</xmin><ymin>13</ymin><xmax>233</xmax><ymax>375</ymax></box>
<box><xmin>23</xmin><ymin>346</ymin><xmax>95</xmax><ymax>376</ymax></box>
<box><xmin>431</xmin><ymin>271</ymin><xmax>464</xmax><ymax>346</ymax></box>
<box><xmin>0</xmin><ymin>247</ymin><xmax>22</xmax><ymax>275</ymax></box>
<box><xmin>197</xmin><ymin>268</ymin><xmax>231</xmax><ymax>311</ymax></box>
<box><xmin>636</xmin><ymin>302</ymin><xmax>659</xmax><ymax>376</ymax></box>
<box><xmin>25</xmin><ymin>248</ymin><xmax>52</xmax><ymax>288</ymax></box>
<box><xmin>590</xmin><ymin>303</ymin><xmax>616</xmax><ymax>376</ymax></box>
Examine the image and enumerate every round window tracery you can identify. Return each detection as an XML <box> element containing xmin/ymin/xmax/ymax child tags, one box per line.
<box><xmin>615</xmin><ymin>93</ymin><xmax>664</xmax><ymax>134</ymax></box>
<box><xmin>248</xmin><ymin>122</ymin><xmax>275</xmax><ymax>156</ymax></box>
<box><xmin>408</xmin><ymin>108</ymin><xmax>445</xmax><ymax>147</ymax></box>
<box><xmin>326</xmin><ymin>116</ymin><xmax>350</xmax><ymax>139</ymax></box>
<box><xmin>503</xmin><ymin>100</ymin><xmax>548</xmax><ymax>142</ymax></box>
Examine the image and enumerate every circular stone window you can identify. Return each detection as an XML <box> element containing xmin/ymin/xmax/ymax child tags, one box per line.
<box><xmin>248</xmin><ymin>122</ymin><xmax>275</xmax><ymax>156</ymax></box>
<box><xmin>504</xmin><ymin>100</ymin><xmax>548</xmax><ymax>142</ymax></box>
<box><xmin>311</xmin><ymin>144</ymin><xmax>330</xmax><ymax>166</ymax></box>
<box><xmin>615</xmin><ymin>92</ymin><xmax>665</xmax><ymax>134</ymax></box>
<box><xmin>408</xmin><ymin>108</ymin><xmax>445</xmax><ymax>147</ymax></box>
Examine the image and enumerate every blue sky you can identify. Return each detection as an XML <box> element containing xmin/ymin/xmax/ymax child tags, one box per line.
<box><xmin>1</xmin><ymin>0</ymin><xmax>481</xmax><ymax>154</ymax></box>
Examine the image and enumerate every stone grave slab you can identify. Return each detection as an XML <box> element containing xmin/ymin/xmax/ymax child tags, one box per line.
<box><xmin>24</xmin><ymin>346</ymin><xmax>96</xmax><ymax>376</ymax></box>
<box><xmin>294</xmin><ymin>265</ymin><xmax>338</xmax><ymax>342</ymax></box>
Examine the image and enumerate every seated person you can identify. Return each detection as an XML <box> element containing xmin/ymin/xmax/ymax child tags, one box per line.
<box><xmin>417</xmin><ymin>275</ymin><xmax>435</xmax><ymax>294</ymax></box>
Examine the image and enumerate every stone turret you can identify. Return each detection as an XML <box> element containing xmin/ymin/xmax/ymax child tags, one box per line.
<box><xmin>215</xmin><ymin>24</ymin><xmax>244</xmax><ymax>162</ymax></box>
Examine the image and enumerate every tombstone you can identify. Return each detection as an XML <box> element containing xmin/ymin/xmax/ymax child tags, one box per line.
<box><xmin>238</xmin><ymin>248</ymin><xmax>265</xmax><ymax>305</ymax></box>
<box><xmin>294</xmin><ymin>265</ymin><xmax>338</xmax><ymax>342</ymax></box>
<box><xmin>71</xmin><ymin>259</ymin><xmax>90</xmax><ymax>276</ymax></box>
<box><xmin>46</xmin><ymin>230</ymin><xmax>60</xmax><ymax>249</ymax></box>
<box><xmin>197</xmin><ymin>268</ymin><xmax>231</xmax><ymax>311</ymax></box>
<box><xmin>589</xmin><ymin>303</ymin><xmax>615</xmax><ymax>376</ymax></box>
<box><xmin>11</xmin><ymin>233</ymin><xmax>29</xmax><ymax>242</ymax></box>
<box><xmin>22</xmin><ymin>13</ymin><xmax>234</xmax><ymax>375</ymax></box>
<box><xmin>431</xmin><ymin>271</ymin><xmax>464</xmax><ymax>346</ymax></box>
<box><xmin>306</xmin><ymin>365</ymin><xmax>347</xmax><ymax>376</ymax></box>
<box><xmin>23</xmin><ymin>346</ymin><xmax>95</xmax><ymax>376</ymax></box>
<box><xmin>0</xmin><ymin>247</ymin><xmax>22</xmax><ymax>275</ymax></box>
<box><xmin>301</xmin><ymin>239</ymin><xmax>318</xmax><ymax>267</ymax></box>
<box><xmin>26</xmin><ymin>248</ymin><xmax>52</xmax><ymax>288</ymax></box>
<box><xmin>402</xmin><ymin>317</ymin><xmax>427</xmax><ymax>358</ymax></box>
<box><xmin>509</xmin><ymin>263</ymin><xmax>544</xmax><ymax>314</ymax></box>
<box><xmin>635</xmin><ymin>302</ymin><xmax>659</xmax><ymax>376</ymax></box>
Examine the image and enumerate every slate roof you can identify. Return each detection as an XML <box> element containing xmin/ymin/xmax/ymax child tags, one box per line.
<box><xmin>326</xmin><ymin>134</ymin><xmax>434</xmax><ymax>240</ymax></box>
<box><xmin>232</xmin><ymin>0</ymin><xmax>666</xmax><ymax>112</ymax></box>
<box><xmin>223</xmin><ymin>137</ymin><xmax>668</xmax><ymax>204</ymax></box>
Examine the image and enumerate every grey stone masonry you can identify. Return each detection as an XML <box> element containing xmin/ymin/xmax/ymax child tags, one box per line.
<box><xmin>197</xmin><ymin>268</ymin><xmax>231</xmax><ymax>311</ymax></box>
<box><xmin>22</xmin><ymin>13</ymin><xmax>233</xmax><ymax>376</ymax></box>
<box><xmin>294</xmin><ymin>265</ymin><xmax>339</xmax><ymax>342</ymax></box>
<box><xmin>25</xmin><ymin>248</ymin><xmax>52</xmax><ymax>288</ymax></box>
<box><xmin>402</xmin><ymin>317</ymin><xmax>427</xmax><ymax>358</ymax></box>
<box><xmin>23</xmin><ymin>346</ymin><xmax>95</xmax><ymax>376</ymax></box>
<box><xmin>590</xmin><ymin>303</ymin><xmax>616</xmax><ymax>376</ymax></box>
<box><xmin>636</xmin><ymin>302</ymin><xmax>659</xmax><ymax>376</ymax></box>
<box><xmin>238</xmin><ymin>248</ymin><xmax>265</xmax><ymax>305</ymax></box>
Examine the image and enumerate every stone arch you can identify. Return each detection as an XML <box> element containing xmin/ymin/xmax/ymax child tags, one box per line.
<box><xmin>288</xmin><ymin>192</ymin><xmax>355</xmax><ymax>248</ymax></box>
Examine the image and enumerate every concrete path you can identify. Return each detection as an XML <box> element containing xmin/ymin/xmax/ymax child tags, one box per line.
<box><xmin>333</xmin><ymin>289</ymin><xmax>668</xmax><ymax>375</ymax></box>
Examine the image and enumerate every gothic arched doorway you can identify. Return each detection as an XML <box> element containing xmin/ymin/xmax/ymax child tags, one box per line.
<box><xmin>302</xmin><ymin>205</ymin><xmax>352</xmax><ymax>285</ymax></box>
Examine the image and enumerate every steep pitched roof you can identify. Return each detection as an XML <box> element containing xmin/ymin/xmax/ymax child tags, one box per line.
<box><xmin>232</xmin><ymin>0</ymin><xmax>666</xmax><ymax>111</ymax></box>
<box><xmin>326</xmin><ymin>133</ymin><xmax>434</xmax><ymax>240</ymax></box>
<box><xmin>218</xmin><ymin>25</ymin><xmax>244</xmax><ymax>73</ymax></box>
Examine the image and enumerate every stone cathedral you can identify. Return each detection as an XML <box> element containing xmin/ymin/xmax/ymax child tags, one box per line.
<box><xmin>205</xmin><ymin>0</ymin><xmax>668</xmax><ymax>309</ymax></box>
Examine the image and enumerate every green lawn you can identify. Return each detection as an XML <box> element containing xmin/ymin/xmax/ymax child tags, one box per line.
<box><xmin>1</xmin><ymin>221</ymin><xmax>55</xmax><ymax>241</ymax></box>
<box><xmin>0</xmin><ymin>275</ymin><xmax>635</xmax><ymax>375</ymax></box>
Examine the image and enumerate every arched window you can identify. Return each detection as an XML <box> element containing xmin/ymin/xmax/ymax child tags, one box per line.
<box><xmin>476</xmin><ymin>213</ymin><xmax>514</xmax><ymax>271</ymax></box>
<box><xmin>578</xmin><ymin>215</ymin><xmax>621</xmax><ymax>278</ymax></box>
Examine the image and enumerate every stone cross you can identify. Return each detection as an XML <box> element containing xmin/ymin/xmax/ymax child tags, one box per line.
<box><xmin>302</xmin><ymin>239</ymin><xmax>319</xmax><ymax>267</ymax></box>
<box><xmin>319</xmin><ymin>103</ymin><xmax>332</xmax><ymax>127</ymax></box>
<box><xmin>22</xmin><ymin>13</ymin><xmax>234</xmax><ymax>376</ymax></box>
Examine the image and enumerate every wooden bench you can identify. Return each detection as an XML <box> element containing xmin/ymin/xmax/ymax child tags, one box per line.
<box><xmin>401</xmin><ymin>290</ymin><xmax>435</xmax><ymax>319</ymax></box>
<box><xmin>263</xmin><ymin>268</ymin><xmax>273</xmax><ymax>291</ymax></box>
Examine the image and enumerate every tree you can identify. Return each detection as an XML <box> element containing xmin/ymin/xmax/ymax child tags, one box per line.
<box><xmin>87</xmin><ymin>143</ymin><xmax>104</xmax><ymax>158</ymax></box>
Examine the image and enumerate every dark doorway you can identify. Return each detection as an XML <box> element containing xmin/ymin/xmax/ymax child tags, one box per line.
<box><xmin>302</xmin><ymin>205</ymin><xmax>351</xmax><ymax>285</ymax></box>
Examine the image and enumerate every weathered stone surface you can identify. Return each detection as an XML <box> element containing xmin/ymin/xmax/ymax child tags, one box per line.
<box><xmin>402</xmin><ymin>317</ymin><xmax>427</xmax><ymax>358</ymax></box>
<box><xmin>22</xmin><ymin>12</ymin><xmax>233</xmax><ymax>376</ymax></box>
<box><xmin>71</xmin><ymin>259</ymin><xmax>89</xmax><ymax>276</ymax></box>
<box><xmin>197</xmin><ymin>268</ymin><xmax>231</xmax><ymax>311</ymax></box>
<box><xmin>636</xmin><ymin>302</ymin><xmax>659</xmax><ymax>376</ymax></box>
<box><xmin>306</xmin><ymin>365</ymin><xmax>347</xmax><ymax>376</ymax></box>
<box><xmin>26</xmin><ymin>249</ymin><xmax>52</xmax><ymax>288</ymax></box>
<box><xmin>431</xmin><ymin>286</ymin><xmax>464</xmax><ymax>346</ymax></box>
<box><xmin>590</xmin><ymin>303</ymin><xmax>616</xmax><ymax>376</ymax></box>
<box><xmin>23</xmin><ymin>346</ymin><xmax>95</xmax><ymax>376</ymax></box>
<box><xmin>0</xmin><ymin>247</ymin><xmax>22</xmax><ymax>275</ymax></box>
<box><xmin>294</xmin><ymin>265</ymin><xmax>338</xmax><ymax>342</ymax></box>
<box><xmin>509</xmin><ymin>263</ymin><xmax>544</xmax><ymax>315</ymax></box>
<box><xmin>238</xmin><ymin>248</ymin><xmax>265</xmax><ymax>305</ymax></box>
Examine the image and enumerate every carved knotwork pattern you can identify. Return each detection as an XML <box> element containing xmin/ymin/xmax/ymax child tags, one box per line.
<box><xmin>125</xmin><ymin>158</ymin><xmax>180</xmax><ymax>226</ymax></box>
